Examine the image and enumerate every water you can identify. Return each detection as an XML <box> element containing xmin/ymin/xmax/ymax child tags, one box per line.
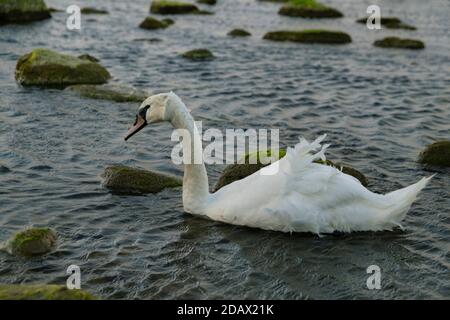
<box><xmin>0</xmin><ymin>0</ymin><xmax>449</xmax><ymax>299</ymax></box>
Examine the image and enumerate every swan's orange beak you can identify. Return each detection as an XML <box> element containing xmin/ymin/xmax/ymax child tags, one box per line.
<box><xmin>124</xmin><ymin>114</ymin><xmax>147</xmax><ymax>141</ymax></box>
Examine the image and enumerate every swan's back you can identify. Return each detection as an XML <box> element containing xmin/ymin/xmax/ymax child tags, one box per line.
<box><xmin>206</xmin><ymin>135</ymin><xmax>432</xmax><ymax>234</ymax></box>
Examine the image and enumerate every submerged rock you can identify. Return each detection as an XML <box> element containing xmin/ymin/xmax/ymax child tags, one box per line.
<box><xmin>213</xmin><ymin>149</ymin><xmax>367</xmax><ymax>192</ymax></box>
<box><xmin>77</xmin><ymin>54</ymin><xmax>100</xmax><ymax>62</ymax></box>
<box><xmin>228</xmin><ymin>29</ymin><xmax>251</xmax><ymax>37</ymax></box>
<box><xmin>139</xmin><ymin>16</ymin><xmax>174</xmax><ymax>29</ymax></box>
<box><xmin>0</xmin><ymin>163</ymin><xmax>10</xmax><ymax>173</ymax></box>
<box><xmin>150</xmin><ymin>1</ymin><xmax>200</xmax><ymax>14</ymax></box>
<box><xmin>278</xmin><ymin>0</ymin><xmax>343</xmax><ymax>18</ymax></box>
<box><xmin>0</xmin><ymin>0</ymin><xmax>51</xmax><ymax>25</ymax></box>
<box><xmin>373</xmin><ymin>37</ymin><xmax>424</xmax><ymax>49</ymax></box>
<box><xmin>4</xmin><ymin>228</ymin><xmax>57</xmax><ymax>257</ymax></box>
<box><xmin>263</xmin><ymin>29</ymin><xmax>351</xmax><ymax>44</ymax></box>
<box><xmin>0</xmin><ymin>284</ymin><xmax>95</xmax><ymax>300</ymax></box>
<box><xmin>48</xmin><ymin>7</ymin><xmax>62</xmax><ymax>13</ymax></box>
<box><xmin>182</xmin><ymin>48</ymin><xmax>215</xmax><ymax>60</ymax></box>
<box><xmin>15</xmin><ymin>49</ymin><xmax>111</xmax><ymax>87</ymax></box>
<box><xmin>66</xmin><ymin>84</ymin><xmax>149</xmax><ymax>102</ymax></box>
<box><xmin>419</xmin><ymin>141</ymin><xmax>450</xmax><ymax>167</ymax></box>
<box><xmin>197</xmin><ymin>0</ymin><xmax>216</xmax><ymax>4</ymax></box>
<box><xmin>101</xmin><ymin>165</ymin><xmax>182</xmax><ymax>195</ymax></box>
<box><xmin>133</xmin><ymin>37</ymin><xmax>163</xmax><ymax>43</ymax></box>
<box><xmin>356</xmin><ymin>16</ymin><xmax>416</xmax><ymax>30</ymax></box>
<box><xmin>80</xmin><ymin>7</ymin><xmax>108</xmax><ymax>14</ymax></box>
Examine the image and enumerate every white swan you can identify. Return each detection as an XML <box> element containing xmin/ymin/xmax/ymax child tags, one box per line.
<box><xmin>124</xmin><ymin>92</ymin><xmax>432</xmax><ymax>234</ymax></box>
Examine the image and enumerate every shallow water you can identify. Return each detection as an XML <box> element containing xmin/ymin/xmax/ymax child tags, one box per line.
<box><xmin>0</xmin><ymin>0</ymin><xmax>449</xmax><ymax>299</ymax></box>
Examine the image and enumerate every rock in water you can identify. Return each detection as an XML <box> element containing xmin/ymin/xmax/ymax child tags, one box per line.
<box><xmin>0</xmin><ymin>0</ymin><xmax>51</xmax><ymax>25</ymax></box>
<box><xmin>4</xmin><ymin>228</ymin><xmax>57</xmax><ymax>256</ymax></box>
<box><xmin>77</xmin><ymin>54</ymin><xmax>100</xmax><ymax>62</ymax></box>
<box><xmin>356</xmin><ymin>17</ymin><xmax>416</xmax><ymax>30</ymax></box>
<box><xmin>101</xmin><ymin>165</ymin><xmax>182</xmax><ymax>195</ymax></box>
<box><xmin>263</xmin><ymin>30</ymin><xmax>351</xmax><ymax>44</ymax></box>
<box><xmin>15</xmin><ymin>49</ymin><xmax>111</xmax><ymax>87</ymax></box>
<box><xmin>278</xmin><ymin>0</ymin><xmax>343</xmax><ymax>18</ymax></box>
<box><xmin>139</xmin><ymin>16</ymin><xmax>174</xmax><ymax>29</ymax></box>
<box><xmin>0</xmin><ymin>285</ymin><xmax>96</xmax><ymax>300</ymax></box>
<box><xmin>227</xmin><ymin>29</ymin><xmax>251</xmax><ymax>37</ymax></box>
<box><xmin>373</xmin><ymin>37</ymin><xmax>425</xmax><ymax>49</ymax></box>
<box><xmin>213</xmin><ymin>150</ymin><xmax>368</xmax><ymax>191</ymax></box>
<box><xmin>80</xmin><ymin>7</ymin><xmax>108</xmax><ymax>14</ymax></box>
<box><xmin>65</xmin><ymin>84</ymin><xmax>149</xmax><ymax>102</ymax></box>
<box><xmin>150</xmin><ymin>1</ymin><xmax>200</xmax><ymax>14</ymax></box>
<box><xmin>181</xmin><ymin>49</ymin><xmax>215</xmax><ymax>60</ymax></box>
<box><xmin>197</xmin><ymin>0</ymin><xmax>216</xmax><ymax>5</ymax></box>
<box><xmin>419</xmin><ymin>141</ymin><xmax>450</xmax><ymax>167</ymax></box>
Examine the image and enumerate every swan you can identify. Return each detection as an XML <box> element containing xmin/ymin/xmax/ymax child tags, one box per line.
<box><xmin>124</xmin><ymin>92</ymin><xmax>432</xmax><ymax>234</ymax></box>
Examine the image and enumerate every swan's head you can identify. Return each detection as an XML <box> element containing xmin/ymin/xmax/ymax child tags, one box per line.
<box><xmin>124</xmin><ymin>92</ymin><xmax>175</xmax><ymax>141</ymax></box>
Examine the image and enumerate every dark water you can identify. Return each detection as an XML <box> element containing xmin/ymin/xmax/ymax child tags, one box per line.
<box><xmin>0</xmin><ymin>0</ymin><xmax>449</xmax><ymax>299</ymax></box>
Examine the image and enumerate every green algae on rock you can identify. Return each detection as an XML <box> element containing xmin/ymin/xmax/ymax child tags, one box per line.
<box><xmin>101</xmin><ymin>165</ymin><xmax>182</xmax><ymax>195</ymax></box>
<box><xmin>419</xmin><ymin>141</ymin><xmax>450</xmax><ymax>167</ymax></box>
<box><xmin>139</xmin><ymin>16</ymin><xmax>174</xmax><ymax>29</ymax></box>
<box><xmin>15</xmin><ymin>49</ymin><xmax>111</xmax><ymax>87</ymax></box>
<box><xmin>213</xmin><ymin>149</ymin><xmax>368</xmax><ymax>191</ymax></box>
<box><xmin>4</xmin><ymin>228</ymin><xmax>57</xmax><ymax>256</ymax></box>
<box><xmin>356</xmin><ymin>16</ymin><xmax>416</xmax><ymax>30</ymax></box>
<box><xmin>182</xmin><ymin>48</ymin><xmax>215</xmax><ymax>60</ymax></box>
<box><xmin>65</xmin><ymin>84</ymin><xmax>149</xmax><ymax>102</ymax></box>
<box><xmin>0</xmin><ymin>284</ymin><xmax>96</xmax><ymax>300</ymax></box>
<box><xmin>228</xmin><ymin>29</ymin><xmax>251</xmax><ymax>37</ymax></box>
<box><xmin>150</xmin><ymin>1</ymin><xmax>200</xmax><ymax>14</ymax></box>
<box><xmin>278</xmin><ymin>0</ymin><xmax>343</xmax><ymax>18</ymax></box>
<box><xmin>373</xmin><ymin>37</ymin><xmax>424</xmax><ymax>49</ymax></box>
<box><xmin>80</xmin><ymin>7</ymin><xmax>108</xmax><ymax>14</ymax></box>
<box><xmin>0</xmin><ymin>0</ymin><xmax>51</xmax><ymax>25</ymax></box>
<box><xmin>263</xmin><ymin>29</ymin><xmax>351</xmax><ymax>44</ymax></box>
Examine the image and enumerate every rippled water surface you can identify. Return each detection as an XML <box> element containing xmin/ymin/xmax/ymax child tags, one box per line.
<box><xmin>0</xmin><ymin>0</ymin><xmax>449</xmax><ymax>299</ymax></box>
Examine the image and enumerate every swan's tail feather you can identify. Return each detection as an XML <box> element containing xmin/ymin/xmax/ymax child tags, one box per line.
<box><xmin>382</xmin><ymin>175</ymin><xmax>434</xmax><ymax>228</ymax></box>
<box><xmin>284</xmin><ymin>134</ymin><xmax>329</xmax><ymax>173</ymax></box>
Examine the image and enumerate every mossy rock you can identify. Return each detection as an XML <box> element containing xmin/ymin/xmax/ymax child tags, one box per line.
<box><xmin>101</xmin><ymin>165</ymin><xmax>182</xmax><ymax>195</ymax></box>
<box><xmin>0</xmin><ymin>0</ymin><xmax>51</xmax><ymax>25</ymax></box>
<box><xmin>65</xmin><ymin>84</ymin><xmax>149</xmax><ymax>102</ymax></box>
<box><xmin>228</xmin><ymin>28</ymin><xmax>251</xmax><ymax>37</ymax></box>
<box><xmin>139</xmin><ymin>16</ymin><xmax>174</xmax><ymax>29</ymax></box>
<box><xmin>15</xmin><ymin>49</ymin><xmax>111</xmax><ymax>87</ymax></box>
<box><xmin>213</xmin><ymin>149</ymin><xmax>367</xmax><ymax>192</ymax></box>
<box><xmin>80</xmin><ymin>7</ymin><xmax>108</xmax><ymax>14</ymax></box>
<box><xmin>419</xmin><ymin>140</ymin><xmax>450</xmax><ymax>167</ymax></box>
<box><xmin>4</xmin><ymin>228</ymin><xmax>57</xmax><ymax>256</ymax></box>
<box><xmin>182</xmin><ymin>48</ymin><xmax>214</xmax><ymax>60</ymax></box>
<box><xmin>279</xmin><ymin>0</ymin><xmax>343</xmax><ymax>18</ymax></box>
<box><xmin>263</xmin><ymin>29</ymin><xmax>351</xmax><ymax>44</ymax></box>
<box><xmin>0</xmin><ymin>284</ymin><xmax>96</xmax><ymax>300</ymax></box>
<box><xmin>150</xmin><ymin>1</ymin><xmax>200</xmax><ymax>14</ymax></box>
<box><xmin>373</xmin><ymin>37</ymin><xmax>424</xmax><ymax>49</ymax></box>
<box><xmin>197</xmin><ymin>0</ymin><xmax>216</xmax><ymax>4</ymax></box>
<box><xmin>356</xmin><ymin>16</ymin><xmax>416</xmax><ymax>30</ymax></box>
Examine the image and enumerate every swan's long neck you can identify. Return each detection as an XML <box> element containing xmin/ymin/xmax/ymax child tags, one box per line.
<box><xmin>169</xmin><ymin>100</ymin><xmax>209</xmax><ymax>214</ymax></box>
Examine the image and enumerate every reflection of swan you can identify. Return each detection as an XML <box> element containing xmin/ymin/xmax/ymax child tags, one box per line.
<box><xmin>125</xmin><ymin>92</ymin><xmax>432</xmax><ymax>235</ymax></box>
